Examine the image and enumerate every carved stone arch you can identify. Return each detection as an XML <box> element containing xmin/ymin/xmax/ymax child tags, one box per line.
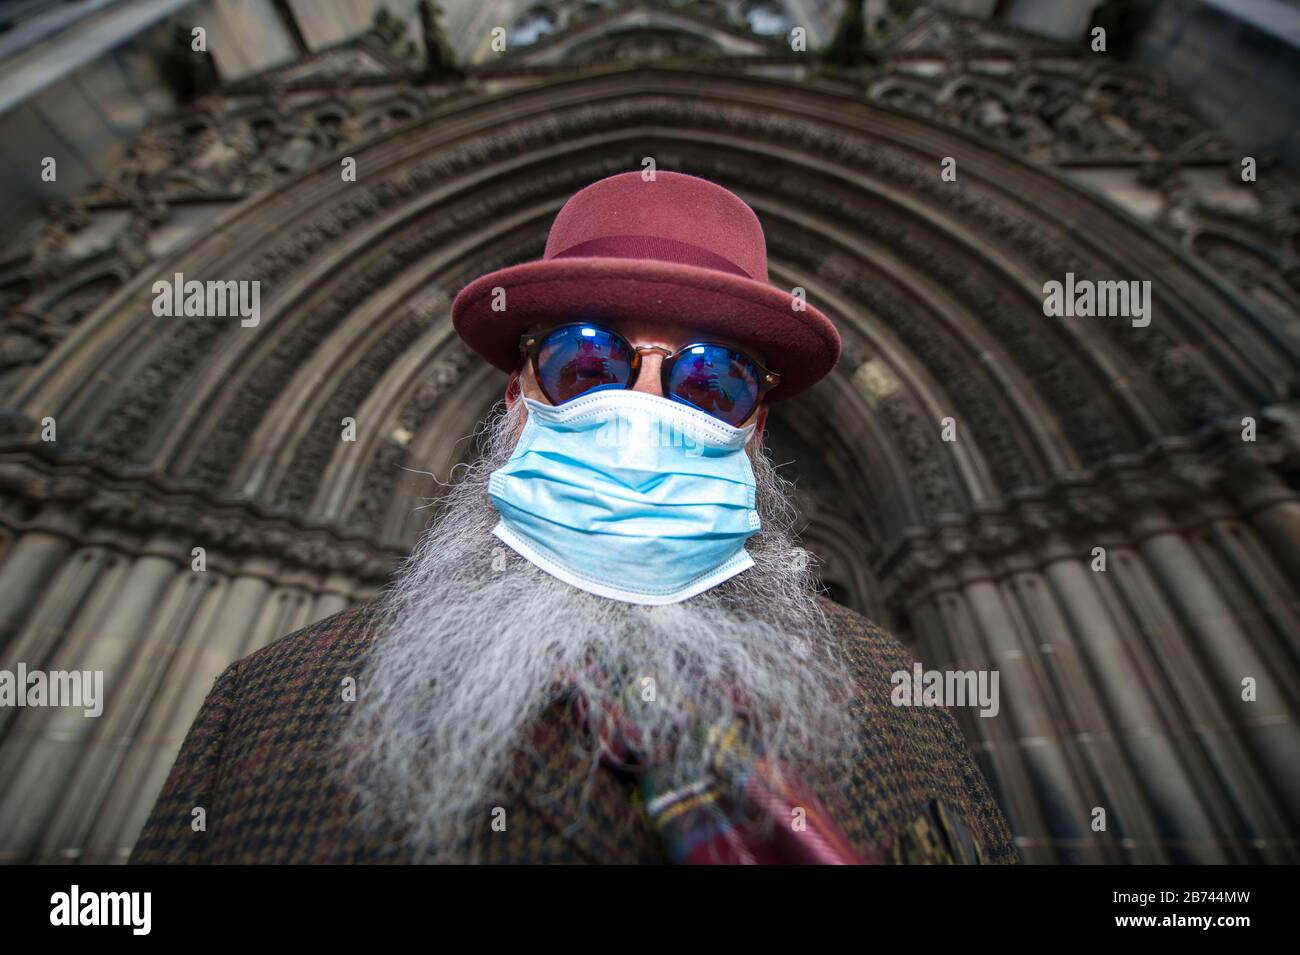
<box><xmin>304</xmin><ymin>305</ymin><xmax>458</xmax><ymax>519</ymax></box>
<box><xmin>1011</xmin><ymin>69</ymin><xmax>1079</xmax><ymax>106</ymax></box>
<box><xmin>768</xmin><ymin>388</ymin><xmax>889</xmax><ymax>537</ymax></box>
<box><xmin>764</xmin><ymin>374</ymin><xmax>922</xmax><ymax>624</ymax></box>
<box><xmin>345</xmin><ymin>341</ymin><xmax>491</xmax><ymax>544</ymax></box>
<box><xmin>567</xmin><ymin>27</ymin><xmax>724</xmax><ymax>63</ymax></box>
<box><xmin>1192</xmin><ymin>229</ymin><xmax>1300</xmax><ymax>327</ymax></box>
<box><xmin>208</xmin><ymin>179</ymin><xmax>612</xmax><ymax>499</ymax></box>
<box><xmin>936</xmin><ymin>73</ymin><xmax>1015</xmax><ymax>104</ymax></box>
<box><xmin>776</xmin><ymin>257</ymin><xmax>1003</xmax><ymax>509</ymax></box>
<box><xmin>21</xmin><ymin>68</ymin><xmax>1282</xmax><ymax>496</ymax></box>
<box><xmin>1191</xmin><ymin>229</ymin><xmax>1288</xmax><ymax>281</ymax></box>
<box><xmin>790</xmin><ymin>222</ymin><xmax>1077</xmax><ymax>484</ymax></box>
<box><xmin>2</xmin><ymin>38</ymin><xmax>1298</xmax><ymax>864</ymax></box>
<box><xmin>261</xmin><ymin>293</ymin><xmax>447</xmax><ymax>511</ymax></box>
<box><xmin>40</xmin><ymin>268</ymin><xmax>128</xmax><ymax>325</ymax></box>
<box><xmin>308</xmin><ymin>97</ymin><xmax>352</xmax><ymax>132</ymax></box>
<box><xmin>362</xmin><ymin>361</ymin><xmax>505</xmax><ymax>546</ymax></box>
<box><xmin>800</xmin><ymin>510</ymin><xmax>884</xmax><ymax>621</ymax></box>
<box><xmin>359</xmin><ymin>93</ymin><xmax>426</xmax><ymax>131</ymax></box>
<box><xmin>683</xmin><ymin>0</ymin><xmax>729</xmax><ymax>20</ymax></box>
<box><xmin>868</xmin><ymin>75</ymin><xmax>939</xmax><ymax>114</ymax></box>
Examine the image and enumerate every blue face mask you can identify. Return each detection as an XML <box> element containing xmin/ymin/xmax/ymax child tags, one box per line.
<box><xmin>487</xmin><ymin>390</ymin><xmax>761</xmax><ymax>605</ymax></box>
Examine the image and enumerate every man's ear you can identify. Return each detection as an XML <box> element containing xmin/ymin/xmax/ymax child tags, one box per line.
<box><xmin>504</xmin><ymin>368</ymin><xmax>522</xmax><ymax>410</ymax></box>
<box><xmin>754</xmin><ymin>404</ymin><xmax>769</xmax><ymax>436</ymax></box>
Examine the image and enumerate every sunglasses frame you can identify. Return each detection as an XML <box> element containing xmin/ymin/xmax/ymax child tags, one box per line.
<box><xmin>519</xmin><ymin>322</ymin><xmax>781</xmax><ymax>425</ymax></box>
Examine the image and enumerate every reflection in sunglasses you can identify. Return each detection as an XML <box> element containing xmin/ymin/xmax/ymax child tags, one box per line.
<box><xmin>531</xmin><ymin>324</ymin><xmax>767</xmax><ymax>426</ymax></box>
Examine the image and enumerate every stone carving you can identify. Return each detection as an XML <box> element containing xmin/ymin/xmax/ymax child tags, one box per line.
<box><xmin>185</xmin><ymin>163</ymin><xmax>609</xmax><ymax>490</ymax></box>
<box><xmin>882</xmin><ymin>429</ymin><xmax>1276</xmax><ymax>598</ymax></box>
<box><xmin>833</xmin><ymin>323</ymin><xmax>964</xmax><ymax>521</ymax></box>
<box><xmin>371</xmin><ymin>5</ymin><xmax>420</xmax><ymax>64</ymax></box>
<box><xmin>0</xmin><ymin>3</ymin><xmax>1288</xmax><ymax>607</ymax></box>
<box><xmin>346</xmin><ymin>336</ymin><xmax>479</xmax><ymax>537</ymax></box>
<box><xmin>26</xmin><ymin>201</ymin><xmax>92</xmax><ymax>289</ymax></box>
<box><xmin>815</xmin><ymin>248</ymin><xmax>1041</xmax><ymax>492</ymax></box>
<box><xmin>824</xmin><ymin>0</ymin><xmax>872</xmax><ymax>68</ymax></box>
<box><xmin>0</xmin><ymin>454</ymin><xmax>402</xmax><ymax>583</ymax></box>
<box><xmin>568</xmin><ymin>29</ymin><xmax>722</xmax><ymax>63</ymax></box>
<box><xmin>3</xmin><ymin>2</ymin><xmax>1300</xmax><ymax>870</ymax></box>
<box><xmin>272</xmin><ymin>296</ymin><xmax>448</xmax><ymax>513</ymax></box>
<box><xmin>74</xmin><ymin>91</ymin><xmax>1249</xmax><ymax>505</ymax></box>
<box><xmin>0</xmin><ymin>312</ymin><xmax>61</xmax><ymax>398</ymax></box>
<box><xmin>418</xmin><ymin>1</ymin><xmax>464</xmax><ymax>79</ymax></box>
<box><xmin>868</xmin><ymin>61</ymin><xmax>1226</xmax><ymax>165</ymax></box>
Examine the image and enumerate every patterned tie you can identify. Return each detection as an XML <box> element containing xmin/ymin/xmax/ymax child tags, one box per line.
<box><xmin>567</xmin><ymin>675</ymin><xmax>873</xmax><ymax>865</ymax></box>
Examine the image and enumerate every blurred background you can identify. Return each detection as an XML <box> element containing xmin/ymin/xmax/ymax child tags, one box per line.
<box><xmin>0</xmin><ymin>0</ymin><xmax>1298</xmax><ymax>864</ymax></box>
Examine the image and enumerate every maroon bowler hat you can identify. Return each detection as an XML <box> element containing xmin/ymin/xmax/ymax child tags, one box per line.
<box><xmin>450</xmin><ymin>171</ymin><xmax>840</xmax><ymax>401</ymax></box>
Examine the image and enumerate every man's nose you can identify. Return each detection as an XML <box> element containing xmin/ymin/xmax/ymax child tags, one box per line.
<box><xmin>632</xmin><ymin>350</ymin><xmax>668</xmax><ymax>396</ymax></box>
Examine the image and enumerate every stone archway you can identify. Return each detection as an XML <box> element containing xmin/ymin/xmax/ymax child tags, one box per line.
<box><xmin>0</xmin><ymin>61</ymin><xmax>1297</xmax><ymax>864</ymax></box>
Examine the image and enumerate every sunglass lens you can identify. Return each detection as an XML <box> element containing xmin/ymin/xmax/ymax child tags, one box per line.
<box><xmin>536</xmin><ymin>324</ymin><xmax>634</xmax><ymax>404</ymax></box>
<box><xmin>667</xmin><ymin>344</ymin><xmax>761</xmax><ymax>426</ymax></box>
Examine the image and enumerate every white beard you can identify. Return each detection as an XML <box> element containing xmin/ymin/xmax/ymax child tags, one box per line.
<box><xmin>335</xmin><ymin>401</ymin><xmax>858</xmax><ymax>861</ymax></box>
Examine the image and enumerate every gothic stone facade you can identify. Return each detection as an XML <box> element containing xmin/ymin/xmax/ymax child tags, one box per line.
<box><xmin>0</xmin><ymin>3</ymin><xmax>1298</xmax><ymax>863</ymax></box>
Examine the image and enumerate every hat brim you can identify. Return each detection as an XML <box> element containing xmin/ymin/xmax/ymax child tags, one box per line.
<box><xmin>450</xmin><ymin>258</ymin><xmax>840</xmax><ymax>402</ymax></box>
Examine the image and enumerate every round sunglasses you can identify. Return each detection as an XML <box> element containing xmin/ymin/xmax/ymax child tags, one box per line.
<box><xmin>519</xmin><ymin>323</ymin><xmax>780</xmax><ymax>427</ymax></box>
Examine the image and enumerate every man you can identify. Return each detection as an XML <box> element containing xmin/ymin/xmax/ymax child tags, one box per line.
<box><xmin>131</xmin><ymin>171</ymin><xmax>1018</xmax><ymax>865</ymax></box>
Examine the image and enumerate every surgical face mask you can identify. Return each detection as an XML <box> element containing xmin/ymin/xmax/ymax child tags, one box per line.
<box><xmin>487</xmin><ymin>390</ymin><xmax>761</xmax><ymax>605</ymax></box>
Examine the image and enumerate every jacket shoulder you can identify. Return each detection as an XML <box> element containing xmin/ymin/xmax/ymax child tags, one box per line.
<box><xmin>817</xmin><ymin>596</ymin><xmax>917</xmax><ymax>674</ymax></box>
<box><xmin>815</xmin><ymin>596</ymin><xmax>1021</xmax><ymax>865</ymax></box>
<box><xmin>236</xmin><ymin>600</ymin><xmax>380</xmax><ymax>683</ymax></box>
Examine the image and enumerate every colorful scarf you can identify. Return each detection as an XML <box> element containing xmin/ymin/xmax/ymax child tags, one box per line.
<box><xmin>568</xmin><ymin>676</ymin><xmax>873</xmax><ymax>865</ymax></box>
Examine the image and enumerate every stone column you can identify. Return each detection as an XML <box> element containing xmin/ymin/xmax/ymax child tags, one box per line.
<box><xmin>36</xmin><ymin>558</ymin><xmax>203</xmax><ymax>861</ymax></box>
<box><xmin>0</xmin><ymin>545</ymin><xmax>121</xmax><ymax>740</ymax></box>
<box><xmin>899</xmin><ymin>540</ymin><xmax>1063</xmax><ymax>863</ymax></box>
<box><xmin>1238</xmin><ymin>471</ymin><xmax>1300</xmax><ymax>596</ymax></box>
<box><xmin>108</xmin><ymin>556</ymin><xmax>275</xmax><ymax>858</ymax></box>
<box><xmin>1037</xmin><ymin>542</ymin><xmax>1218</xmax><ymax>862</ymax></box>
<box><xmin>0</xmin><ymin>530</ymin><xmax>75</xmax><ymax>655</ymax></box>
<box><xmin>309</xmin><ymin>569</ymin><xmax>357</xmax><ymax>623</ymax></box>
<box><xmin>957</xmin><ymin>558</ymin><xmax>1104</xmax><ymax>863</ymax></box>
<box><xmin>0</xmin><ymin>547</ymin><xmax>177</xmax><ymax>858</ymax></box>
<box><xmin>909</xmin><ymin>587</ymin><xmax>1051</xmax><ymax>859</ymax></box>
<box><xmin>1135</xmin><ymin>506</ymin><xmax>1300</xmax><ymax>853</ymax></box>
<box><xmin>79</xmin><ymin>571</ymin><xmax>227</xmax><ymax>863</ymax></box>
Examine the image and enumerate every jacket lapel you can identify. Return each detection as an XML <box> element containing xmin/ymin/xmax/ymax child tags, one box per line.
<box><xmin>510</xmin><ymin>699</ymin><xmax>664</xmax><ymax>864</ymax></box>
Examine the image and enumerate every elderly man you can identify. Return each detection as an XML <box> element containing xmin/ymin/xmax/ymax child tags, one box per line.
<box><xmin>131</xmin><ymin>171</ymin><xmax>1018</xmax><ymax>865</ymax></box>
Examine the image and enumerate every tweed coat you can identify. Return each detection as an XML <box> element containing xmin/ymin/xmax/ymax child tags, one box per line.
<box><xmin>130</xmin><ymin>597</ymin><xmax>1020</xmax><ymax>864</ymax></box>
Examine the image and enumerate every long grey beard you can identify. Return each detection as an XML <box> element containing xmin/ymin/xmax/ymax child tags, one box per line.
<box><xmin>335</xmin><ymin>401</ymin><xmax>858</xmax><ymax>861</ymax></box>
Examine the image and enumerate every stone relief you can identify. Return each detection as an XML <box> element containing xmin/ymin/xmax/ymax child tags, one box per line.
<box><xmin>0</xmin><ymin>1</ymin><xmax>1292</xmax><ymax>599</ymax></box>
<box><xmin>35</xmin><ymin>92</ymin><xmax>1254</xmax><ymax>506</ymax></box>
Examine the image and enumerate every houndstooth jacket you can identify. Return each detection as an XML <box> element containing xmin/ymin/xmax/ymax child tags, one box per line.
<box><xmin>130</xmin><ymin>597</ymin><xmax>1020</xmax><ymax>865</ymax></box>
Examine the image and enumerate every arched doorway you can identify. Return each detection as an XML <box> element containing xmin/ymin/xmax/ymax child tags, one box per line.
<box><xmin>0</xmin><ymin>61</ymin><xmax>1297</xmax><ymax>864</ymax></box>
